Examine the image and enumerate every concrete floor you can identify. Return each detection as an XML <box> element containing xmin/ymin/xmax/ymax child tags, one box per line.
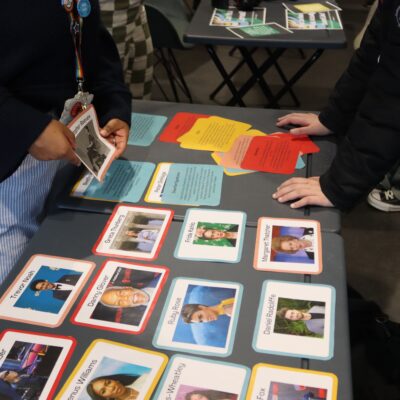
<box><xmin>150</xmin><ymin>0</ymin><xmax>400</xmax><ymax>398</ymax></box>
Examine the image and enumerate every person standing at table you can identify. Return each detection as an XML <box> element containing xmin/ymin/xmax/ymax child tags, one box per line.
<box><xmin>99</xmin><ymin>0</ymin><xmax>154</xmax><ymax>99</ymax></box>
<box><xmin>273</xmin><ymin>0</ymin><xmax>400</xmax><ymax>212</ymax></box>
<box><xmin>0</xmin><ymin>1</ymin><xmax>131</xmax><ymax>285</ymax></box>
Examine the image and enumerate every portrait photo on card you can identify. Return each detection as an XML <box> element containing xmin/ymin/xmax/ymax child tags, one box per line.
<box><xmin>93</xmin><ymin>205</ymin><xmax>173</xmax><ymax>260</ymax></box>
<box><xmin>69</xmin><ymin>105</ymin><xmax>115</xmax><ymax>181</ymax></box>
<box><xmin>56</xmin><ymin>339</ymin><xmax>167</xmax><ymax>400</ymax></box>
<box><xmin>154</xmin><ymin>278</ymin><xmax>242</xmax><ymax>356</ymax></box>
<box><xmin>154</xmin><ymin>355</ymin><xmax>250</xmax><ymax>399</ymax></box>
<box><xmin>0</xmin><ymin>330</ymin><xmax>74</xmax><ymax>400</ymax></box>
<box><xmin>247</xmin><ymin>363</ymin><xmax>338</xmax><ymax>400</ymax></box>
<box><xmin>175</xmin><ymin>209</ymin><xmax>246</xmax><ymax>263</ymax></box>
<box><xmin>253</xmin><ymin>281</ymin><xmax>335</xmax><ymax>360</ymax></box>
<box><xmin>73</xmin><ymin>260</ymin><xmax>168</xmax><ymax>333</ymax></box>
<box><xmin>0</xmin><ymin>255</ymin><xmax>94</xmax><ymax>327</ymax></box>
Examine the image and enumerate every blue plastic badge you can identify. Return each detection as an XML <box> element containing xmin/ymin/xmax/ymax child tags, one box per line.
<box><xmin>77</xmin><ymin>0</ymin><xmax>91</xmax><ymax>17</ymax></box>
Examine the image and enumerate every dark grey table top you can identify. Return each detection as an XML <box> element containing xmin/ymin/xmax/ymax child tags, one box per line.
<box><xmin>0</xmin><ymin>209</ymin><xmax>352</xmax><ymax>399</ymax></box>
<box><xmin>56</xmin><ymin>100</ymin><xmax>341</xmax><ymax>232</ymax></box>
<box><xmin>184</xmin><ymin>0</ymin><xmax>347</xmax><ymax>49</ymax></box>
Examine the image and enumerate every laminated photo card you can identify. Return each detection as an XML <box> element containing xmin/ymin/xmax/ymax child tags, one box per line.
<box><xmin>253</xmin><ymin>217</ymin><xmax>322</xmax><ymax>274</ymax></box>
<box><xmin>68</xmin><ymin>105</ymin><xmax>116</xmax><ymax>181</ymax></box>
<box><xmin>154</xmin><ymin>278</ymin><xmax>243</xmax><ymax>357</ymax></box>
<box><xmin>93</xmin><ymin>204</ymin><xmax>174</xmax><ymax>260</ymax></box>
<box><xmin>253</xmin><ymin>280</ymin><xmax>335</xmax><ymax>360</ymax></box>
<box><xmin>72</xmin><ymin>259</ymin><xmax>169</xmax><ymax>334</ymax></box>
<box><xmin>0</xmin><ymin>329</ymin><xmax>75</xmax><ymax>400</ymax></box>
<box><xmin>175</xmin><ymin>208</ymin><xmax>247</xmax><ymax>263</ymax></box>
<box><xmin>154</xmin><ymin>354</ymin><xmax>250</xmax><ymax>400</ymax></box>
<box><xmin>56</xmin><ymin>339</ymin><xmax>167</xmax><ymax>400</ymax></box>
<box><xmin>246</xmin><ymin>363</ymin><xmax>338</xmax><ymax>400</ymax></box>
<box><xmin>0</xmin><ymin>254</ymin><xmax>94</xmax><ymax>327</ymax></box>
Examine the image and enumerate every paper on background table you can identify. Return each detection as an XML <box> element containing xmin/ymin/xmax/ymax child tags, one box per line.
<box><xmin>241</xmin><ymin>136</ymin><xmax>301</xmax><ymax>174</ymax></box>
<box><xmin>158</xmin><ymin>112</ymin><xmax>210</xmax><ymax>143</ymax></box>
<box><xmin>178</xmin><ymin>116</ymin><xmax>251</xmax><ymax>152</ymax></box>
<box><xmin>283</xmin><ymin>1</ymin><xmax>341</xmax><ymax>13</ymax></box>
<box><xmin>70</xmin><ymin>160</ymin><xmax>155</xmax><ymax>203</ymax></box>
<box><xmin>161</xmin><ymin>163</ymin><xmax>224</xmax><ymax>206</ymax></box>
<box><xmin>128</xmin><ymin>112</ymin><xmax>167</xmax><ymax>146</ymax></box>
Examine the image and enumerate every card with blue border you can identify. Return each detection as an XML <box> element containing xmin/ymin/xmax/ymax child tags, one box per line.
<box><xmin>153</xmin><ymin>277</ymin><xmax>243</xmax><ymax>357</ymax></box>
<box><xmin>252</xmin><ymin>280</ymin><xmax>335</xmax><ymax>360</ymax></box>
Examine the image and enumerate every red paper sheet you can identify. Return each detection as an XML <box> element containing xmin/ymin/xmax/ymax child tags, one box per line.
<box><xmin>158</xmin><ymin>112</ymin><xmax>210</xmax><ymax>143</ymax></box>
<box><xmin>241</xmin><ymin>136</ymin><xmax>301</xmax><ymax>174</ymax></box>
<box><xmin>270</xmin><ymin>132</ymin><xmax>320</xmax><ymax>154</ymax></box>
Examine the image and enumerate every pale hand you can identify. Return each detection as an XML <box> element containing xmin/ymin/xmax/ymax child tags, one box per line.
<box><xmin>100</xmin><ymin>119</ymin><xmax>129</xmax><ymax>159</ymax></box>
<box><xmin>276</xmin><ymin>113</ymin><xmax>332</xmax><ymax>136</ymax></box>
<box><xmin>29</xmin><ymin>120</ymin><xmax>80</xmax><ymax>165</ymax></box>
<box><xmin>272</xmin><ymin>177</ymin><xmax>334</xmax><ymax>208</ymax></box>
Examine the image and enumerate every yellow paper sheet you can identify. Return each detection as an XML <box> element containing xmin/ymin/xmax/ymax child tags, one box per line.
<box><xmin>294</xmin><ymin>3</ymin><xmax>331</xmax><ymax>13</ymax></box>
<box><xmin>178</xmin><ymin>116</ymin><xmax>251</xmax><ymax>152</ymax></box>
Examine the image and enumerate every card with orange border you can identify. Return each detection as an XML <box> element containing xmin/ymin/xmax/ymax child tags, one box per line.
<box><xmin>246</xmin><ymin>363</ymin><xmax>338</xmax><ymax>400</ymax></box>
<box><xmin>56</xmin><ymin>339</ymin><xmax>168</xmax><ymax>400</ymax></box>
<box><xmin>71</xmin><ymin>259</ymin><xmax>169</xmax><ymax>334</ymax></box>
<box><xmin>0</xmin><ymin>329</ymin><xmax>76</xmax><ymax>400</ymax></box>
<box><xmin>0</xmin><ymin>254</ymin><xmax>95</xmax><ymax>328</ymax></box>
<box><xmin>254</xmin><ymin>217</ymin><xmax>322</xmax><ymax>274</ymax></box>
<box><xmin>92</xmin><ymin>204</ymin><xmax>174</xmax><ymax>261</ymax></box>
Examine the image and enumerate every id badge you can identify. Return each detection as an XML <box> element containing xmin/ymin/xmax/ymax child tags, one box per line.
<box><xmin>60</xmin><ymin>91</ymin><xmax>93</xmax><ymax>125</ymax></box>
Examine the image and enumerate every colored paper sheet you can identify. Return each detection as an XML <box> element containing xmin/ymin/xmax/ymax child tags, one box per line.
<box><xmin>161</xmin><ymin>163</ymin><xmax>224</xmax><ymax>206</ymax></box>
<box><xmin>211</xmin><ymin>152</ymin><xmax>254</xmax><ymax>176</ymax></box>
<box><xmin>70</xmin><ymin>160</ymin><xmax>155</xmax><ymax>202</ymax></box>
<box><xmin>178</xmin><ymin>116</ymin><xmax>252</xmax><ymax>152</ymax></box>
<box><xmin>241</xmin><ymin>136</ymin><xmax>300</xmax><ymax>174</ymax></box>
<box><xmin>158</xmin><ymin>112</ymin><xmax>210</xmax><ymax>143</ymax></box>
<box><xmin>270</xmin><ymin>132</ymin><xmax>320</xmax><ymax>154</ymax></box>
<box><xmin>128</xmin><ymin>112</ymin><xmax>168</xmax><ymax>146</ymax></box>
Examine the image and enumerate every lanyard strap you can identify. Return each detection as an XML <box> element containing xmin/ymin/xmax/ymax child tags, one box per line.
<box><xmin>68</xmin><ymin>10</ymin><xmax>85</xmax><ymax>91</ymax></box>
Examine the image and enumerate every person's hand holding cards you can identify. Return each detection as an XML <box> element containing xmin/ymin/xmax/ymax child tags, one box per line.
<box><xmin>100</xmin><ymin>118</ymin><xmax>130</xmax><ymax>159</ymax></box>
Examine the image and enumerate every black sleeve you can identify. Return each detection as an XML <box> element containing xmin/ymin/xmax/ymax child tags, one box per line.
<box><xmin>320</xmin><ymin>6</ymin><xmax>400</xmax><ymax>210</ymax></box>
<box><xmin>318</xmin><ymin>6</ymin><xmax>382</xmax><ymax>135</ymax></box>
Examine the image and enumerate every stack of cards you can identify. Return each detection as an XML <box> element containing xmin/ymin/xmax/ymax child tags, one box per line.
<box><xmin>93</xmin><ymin>205</ymin><xmax>174</xmax><ymax>260</ymax></box>
<box><xmin>253</xmin><ymin>280</ymin><xmax>335</xmax><ymax>360</ymax></box>
<box><xmin>283</xmin><ymin>2</ymin><xmax>343</xmax><ymax>30</ymax></box>
<box><xmin>254</xmin><ymin>217</ymin><xmax>322</xmax><ymax>274</ymax></box>
<box><xmin>175</xmin><ymin>209</ymin><xmax>246</xmax><ymax>263</ymax></box>
<box><xmin>145</xmin><ymin>162</ymin><xmax>224</xmax><ymax>206</ymax></box>
<box><xmin>154</xmin><ymin>277</ymin><xmax>243</xmax><ymax>357</ymax></box>
<box><xmin>56</xmin><ymin>339</ymin><xmax>167</xmax><ymax>399</ymax></box>
<box><xmin>0</xmin><ymin>330</ymin><xmax>75</xmax><ymax>400</ymax></box>
<box><xmin>247</xmin><ymin>363</ymin><xmax>338</xmax><ymax>399</ymax></box>
<box><xmin>154</xmin><ymin>355</ymin><xmax>250</xmax><ymax>399</ymax></box>
<box><xmin>0</xmin><ymin>254</ymin><xmax>95</xmax><ymax>328</ymax></box>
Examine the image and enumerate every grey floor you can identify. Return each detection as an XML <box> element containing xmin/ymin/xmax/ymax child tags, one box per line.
<box><xmin>151</xmin><ymin>1</ymin><xmax>400</xmax><ymax>398</ymax></box>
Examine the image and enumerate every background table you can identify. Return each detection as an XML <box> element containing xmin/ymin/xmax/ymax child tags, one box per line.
<box><xmin>184</xmin><ymin>0</ymin><xmax>347</xmax><ymax>107</ymax></box>
<box><xmin>0</xmin><ymin>209</ymin><xmax>352</xmax><ymax>399</ymax></box>
<box><xmin>56</xmin><ymin>100</ymin><xmax>341</xmax><ymax>232</ymax></box>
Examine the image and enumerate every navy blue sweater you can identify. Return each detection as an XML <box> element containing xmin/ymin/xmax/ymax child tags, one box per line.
<box><xmin>0</xmin><ymin>1</ymin><xmax>131</xmax><ymax>181</ymax></box>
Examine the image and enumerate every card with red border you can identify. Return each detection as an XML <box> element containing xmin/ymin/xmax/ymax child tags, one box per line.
<box><xmin>241</xmin><ymin>136</ymin><xmax>300</xmax><ymax>174</ymax></box>
<box><xmin>158</xmin><ymin>112</ymin><xmax>210</xmax><ymax>143</ymax></box>
<box><xmin>0</xmin><ymin>329</ymin><xmax>75</xmax><ymax>400</ymax></box>
<box><xmin>0</xmin><ymin>254</ymin><xmax>95</xmax><ymax>328</ymax></box>
<box><xmin>72</xmin><ymin>259</ymin><xmax>169</xmax><ymax>334</ymax></box>
<box><xmin>92</xmin><ymin>204</ymin><xmax>174</xmax><ymax>260</ymax></box>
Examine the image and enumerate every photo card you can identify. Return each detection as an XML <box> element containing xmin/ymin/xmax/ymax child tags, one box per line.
<box><xmin>254</xmin><ymin>217</ymin><xmax>322</xmax><ymax>274</ymax></box>
<box><xmin>56</xmin><ymin>339</ymin><xmax>168</xmax><ymax>400</ymax></box>
<box><xmin>154</xmin><ymin>354</ymin><xmax>250</xmax><ymax>400</ymax></box>
<box><xmin>227</xmin><ymin>22</ymin><xmax>293</xmax><ymax>39</ymax></box>
<box><xmin>253</xmin><ymin>280</ymin><xmax>335</xmax><ymax>360</ymax></box>
<box><xmin>246</xmin><ymin>363</ymin><xmax>338</xmax><ymax>400</ymax></box>
<box><xmin>0</xmin><ymin>329</ymin><xmax>75</xmax><ymax>400</ymax></box>
<box><xmin>0</xmin><ymin>254</ymin><xmax>95</xmax><ymax>327</ymax></box>
<box><xmin>153</xmin><ymin>278</ymin><xmax>243</xmax><ymax>357</ymax></box>
<box><xmin>210</xmin><ymin>7</ymin><xmax>266</xmax><ymax>27</ymax></box>
<box><xmin>175</xmin><ymin>208</ymin><xmax>247</xmax><ymax>263</ymax></box>
<box><xmin>68</xmin><ymin>105</ymin><xmax>116</xmax><ymax>181</ymax></box>
<box><xmin>93</xmin><ymin>204</ymin><xmax>174</xmax><ymax>260</ymax></box>
<box><xmin>72</xmin><ymin>259</ymin><xmax>169</xmax><ymax>334</ymax></box>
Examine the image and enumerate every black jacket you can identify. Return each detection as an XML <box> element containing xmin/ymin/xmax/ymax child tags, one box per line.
<box><xmin>0</xmin><ymin>1</ymin><xmax>131</xmax><ymax>182</ymax></box>
<box><xmin>319</xmin><ymin>0</ymin><xmax>400</xmax><ymax>210</ymax></box>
